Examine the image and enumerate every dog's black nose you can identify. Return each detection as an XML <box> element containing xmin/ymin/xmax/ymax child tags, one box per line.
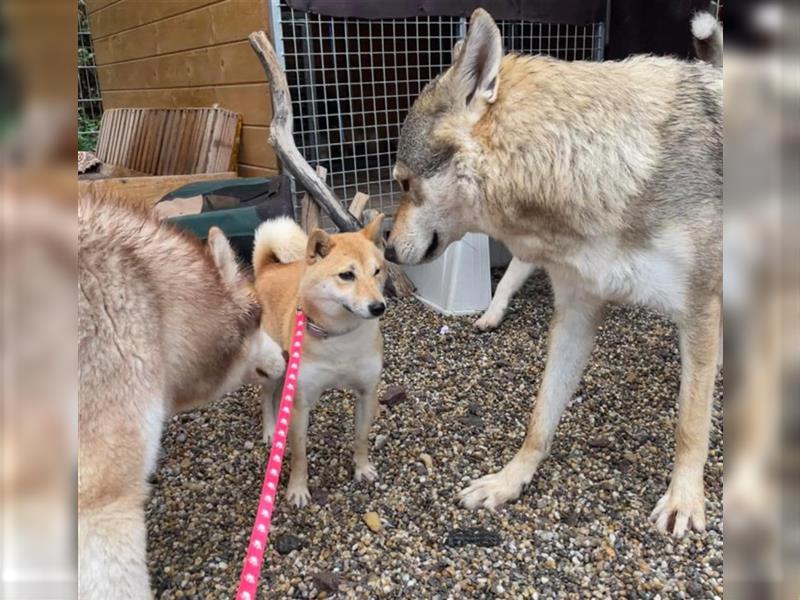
<box><xmin>368</xmin><ymin>301</ymin><xmax>386</xmax><ymax>317</ymax></box>
<box><xmin>384</xmin><ymin>245</ymin><xmax>398</xmax><ymax>262</ymax></box>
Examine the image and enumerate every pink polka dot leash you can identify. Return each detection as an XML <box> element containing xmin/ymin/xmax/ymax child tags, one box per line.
<box><xmin>236</xmin><ymin>310</ymin><xmax>306</xmax><ymax>600</ymax></box>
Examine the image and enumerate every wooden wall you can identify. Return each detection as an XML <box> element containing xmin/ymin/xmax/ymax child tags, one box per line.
<box><xmin>85</xmin><ymin>0</ymin><xmax>278</xmax><ymax>178</ymax></box>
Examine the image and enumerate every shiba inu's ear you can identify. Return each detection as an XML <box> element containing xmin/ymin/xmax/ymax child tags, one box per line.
<box><xmin>208</xmin><ymin>226</ymin><xmax>240</xmax><ymax>286</ymax></box>
<box><xmin>361</xmin><ymin>213</ymin><xmax>386</xmax><ymax>246</ymax></box>
<box><xmin>453</xmin><ymin>8</ymin><xmax>502</xmax><ymax>105</ymax></box>
<box><xmin>307</xmin><ymin>228</ymin><xmax>333</xmax><ymax>263</ymax></box>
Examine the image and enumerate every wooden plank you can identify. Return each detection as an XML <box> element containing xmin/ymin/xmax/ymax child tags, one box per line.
<box><xmin>102</xmin><ymin>84</ymin><xmax>272</xmax><ymax>126</ymax></box>
<box><xmin>79</xmin><ymin>171</ymin><xmax>237</xmax><ymax>211</ymax></box>
<box><xmin>97</xmin><ymin>41</ymin><xmax>265</xmax><ymax>90</ymax></box>
<box><xmin>89</xmin><ymin>0</ymin><xmax>219</xmax><ymax>40</ymax></box>
<box><xmin>301</xmin><ymin>166</ymin><xmax>326</xmax><ymax>233</ymax></box>
<box><xmin>238</xmin><ymin>126</ymin><xmax>279</xmax><ymax>170</ymax></box>
<box><xmin>237</xmin><ymin>164</ymin><xmax>278</xmax><ymax>179</ymax></box>
<box><xmin>93</xmin><ymin>0</ymin><xmax>269</xmax><ymax>65</ymax></box>
<box><xmin>348</xmin><ymin>192</ymin><xmax>370</xmax><ymax>220</ymax></box>
<box><xmin>84</xmin><ymin>0</ymin><xmax>122</xmax><ymax>14</ymax></box>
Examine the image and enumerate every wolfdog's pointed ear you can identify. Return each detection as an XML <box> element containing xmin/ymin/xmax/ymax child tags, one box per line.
<box><xmin>307</xmin><ymin>228</ymin><xmax>333</xmax><ymax>263</ymax></box>
<box><xmin>452</xmin><ymin>39</ymin><xmax>465</xmax><ymax>63</ymax></box>
<box><xmin>208</xmin><ymin>226</ymin><xmax>240</xmax><ymax>286</ymax></box>
<box><xmin>453</xmin><ymin>9</ymin><xmax>502</xmax><ymax>105</ymax></box>
<box><xmin>361</xmin><ymin>213</ymin><xmax>385</xmax><ymax>246</ymax></box>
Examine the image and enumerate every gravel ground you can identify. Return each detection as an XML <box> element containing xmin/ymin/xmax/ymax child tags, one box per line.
<box><xmin>147</xmin><ymin>269</ymin><xmax>723</xmax><ymax>599</ymax></box>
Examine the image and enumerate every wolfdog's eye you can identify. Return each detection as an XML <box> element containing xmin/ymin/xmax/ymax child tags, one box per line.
<box><xmin>399</xmin><ymin>179</ymin><xmax>409</xmax><ymax>192</ymax></box>
<box><xmin>339</xmin><ymin>271</ymin><xmax>355</xmax><ymax>281</ymax></box>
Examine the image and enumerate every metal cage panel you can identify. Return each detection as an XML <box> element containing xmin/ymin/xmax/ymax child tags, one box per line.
<box><xmin>271</xmin><ymin>2</ymin><xmax>605</xmax><ymax>219</ymax></box>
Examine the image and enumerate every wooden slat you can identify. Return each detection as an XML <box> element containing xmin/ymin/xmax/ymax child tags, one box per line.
<box><xmin>237</xmin><ymin>164</ymin><xmax>278</xmax><ymax>179</ymax></box>
<box><xmin>89</xmin><ymin>0</ymin><xmax>219</xmax><ymax>40</ymax></box>
<box><xmin>94</xmin><ymin>108</ymin><xmax>241</xmax><ymax>175</ymax></box>
<box><xmin>102</xmin><ymin>84</ymin><xmax>271</xmax><ymax>126</ymax></box>
<box><xmin>79</xmin><ymin>171</ymin><xmax>237</xmax><ymax>211</ymax></box>
<box><xmin>238</xmin><ymin>126</ymin><xmax>279</xmax><ymax>170</ymax></box>
<box><xmin>97</xmin><ymin>41</ymin><xmax>264</xmax><ymax>90</ymax></box>
<box><xmin>93</xmin><ymin>0</ymin><xmax>269</xmax><ymax>65</ymax></box>
<box><xmin>84</xmin><ymin>0</ymin><xmax>122</xmax><ymax>14</ymax></box>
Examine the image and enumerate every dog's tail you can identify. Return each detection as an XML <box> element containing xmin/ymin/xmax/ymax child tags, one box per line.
<box><xmin>691</xmin><ymin>11</ymin><xmax>723</xmax><ymax>67</ymax></box>
<box><xmin>252</xmin><ymin>217</ymin><xmax>308</xmax><ymax>274</ymax></box>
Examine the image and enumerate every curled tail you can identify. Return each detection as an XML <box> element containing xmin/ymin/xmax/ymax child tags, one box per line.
<box><xmin>252</xmin><ymin>217</ymin><xmax>308</xmax><ymax>275</ymax></box>
<box><xmin>692</xmin><ymin>11</ymin><xmax>723</xmax><ymax>67</ymax></box>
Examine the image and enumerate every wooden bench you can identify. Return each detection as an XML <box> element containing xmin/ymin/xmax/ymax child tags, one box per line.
<box><xmin>81</xmin><ymin>107</ymin><xmax>242</xmax><ymax>210</ymax></box>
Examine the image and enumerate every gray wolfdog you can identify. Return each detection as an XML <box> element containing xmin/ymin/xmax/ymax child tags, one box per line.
<box><xmin>385</xmin><ymin>9</ymin><xmax>722</xmax><ymax>536</ymax></box>
<box><xmin>79</xmin><ymin>197</ymin><xmax>285</xmax><ymax>597</ymax></box>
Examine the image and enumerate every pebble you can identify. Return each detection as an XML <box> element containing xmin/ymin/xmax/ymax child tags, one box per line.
<box><xmin>313</xmin><ymin>571</ymin><xmax>341</xmax><ymax>593</ymax></box>
<box><xmin>380</xmin><ymin>385</ymin><xmax>407</xmax><ymax>408</ymax></box>
<box><xmin>419</xmin><ymin>453</ymin><xmax>433</xmax><ymax>473</ymax></box>
<box><xmin>243</xmin><ymin>441</ymin><xmax>254</xmax><ymax>451</ymax></box>
<box><xmin>273</xmin><ymin>534</ymin><xmax>304</xmax><ymax>555</ymax></box>
<box><xmin>363</xmin><ymin>511</ymin><xmax>382</xmax><ymax>533</ymax></box>
<box><xmin>444</xmin><ymin>528</ymin><xmax>501</xmax><ymax>548</ymax></box>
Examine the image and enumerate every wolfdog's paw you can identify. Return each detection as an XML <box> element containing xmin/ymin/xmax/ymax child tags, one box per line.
<box><xmin>458</xmin><ymin>471</ymin><xmax>524</xmax><ymax>510</ymax></box>
<box><xmin>474</xmin><ymin>311</ymin><xmax>502</xmax><ymax>332</ymax></box>
<box><xmin>354</xmin><ymin>461</ymin><xmax>378</xmax><ymax>483</ymax></box>
<box><xmin>649</xmin><ymin>479</ymin><xmax>706</xmax><ymax>536</ymax></box>
<box><xmin>286</xmin><ymin>484</ymin><xmax>311</xmax><ymax>508</ymax></box>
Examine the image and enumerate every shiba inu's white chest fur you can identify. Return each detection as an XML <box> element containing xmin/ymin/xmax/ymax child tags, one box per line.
<box><xmin>298</xmin><ymin>320</ymin><xmax>383</xmax><ymax>402</ymax></box>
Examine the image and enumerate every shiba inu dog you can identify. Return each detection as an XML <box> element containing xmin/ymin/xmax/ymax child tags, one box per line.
<box><xmin>79</xmin><ymin>197</ymin><xmax>285</xmax><ymax>599</ymax></box>
<box><xmin>252</xmin><ymin>216</ymin><xmax>387</xmax><ymax>507</ymax></box>
<box><xmin>385</xmin><ymin>9</ymin><xmax>722</xmax><ymax>536</ymax></box>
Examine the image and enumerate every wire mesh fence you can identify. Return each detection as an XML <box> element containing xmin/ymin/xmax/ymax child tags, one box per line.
<box><xmin>78</xmin><ymin>0</ymin><xmax>102</xmax><ymax>151</ymax></box>
<box><xmin>270</xmin><ymin>1</ymin><xmax>605</xmax><ymax>220</ymax></box>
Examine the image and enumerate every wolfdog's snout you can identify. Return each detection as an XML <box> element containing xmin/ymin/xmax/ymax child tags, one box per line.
<box><xmin>384</xmin><ymin>245</ymin><xmax>398</xmax><ymax>262</ymax></box>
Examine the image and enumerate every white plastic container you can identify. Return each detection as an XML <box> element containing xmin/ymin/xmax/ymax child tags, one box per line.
<box><xmin>401</xmin><ymin>233</ymin><xmax>492</xmax><ymax>316</ymax></box>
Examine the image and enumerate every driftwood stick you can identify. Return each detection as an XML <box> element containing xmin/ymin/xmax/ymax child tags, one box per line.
<box><xmin>248</xmin><ymin>31</ymin><xmax>360</xmax><ymax>232</ymax></box>
<box><xmin>300</xmin><ymin>165</ymin><xmax>325</xmax><ymax>233</ymax></box>
<box><xmin>348</xmin><ymin>192</ymin><xmax>370</xmax><ymax>220</ymax></box>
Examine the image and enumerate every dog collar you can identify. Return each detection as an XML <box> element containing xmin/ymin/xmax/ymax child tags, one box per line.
<box><xmin>305</xmin><ymin>315</ymin><xmax>329</xmax><ymax>339</ymax></box>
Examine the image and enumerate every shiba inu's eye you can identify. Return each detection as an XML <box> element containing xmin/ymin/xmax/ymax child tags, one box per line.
<box><xmin>374</xmin><ymin>267</ymin><xmax>381</xmax><ymax>276</ymax></box>
<box><xmin>339</xmin><ymin>271</ymin><xmax>356</xmax><ymax>281</ymax></box>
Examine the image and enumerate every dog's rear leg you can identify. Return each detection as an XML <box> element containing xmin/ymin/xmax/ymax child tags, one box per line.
<box><xmin>475</xmin><ymin>258</ymin><xmax>536</xmax><ymax>331</ymax></box>
<box><xmin>460</xmin><ymin>281</ymin><xmax>604</xmax><ymax>509</ymax></box>
<box><xmin>79</xmin><ymin>495</ymin><xmax>151</xmax><ymax>600</ymax></box>
<box><xmin>651</xmin><ymin>296</ymin><xmax>721</xmax><ymax>536</ymax></box>
<box><xmin>353</xmin><ymin>382</ymin><xmax>379</xmax><ymax>482</ymax></box>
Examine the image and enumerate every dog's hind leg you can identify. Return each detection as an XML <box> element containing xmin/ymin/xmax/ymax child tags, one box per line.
<box><xmin>475</xmin><ymin>257</ymin><xmax>536</xmax><ymax>331</ymax></box>
<box><xmin>650</xmin><ymin>296</ymin><xmax>721</xmax><ymax>536</ymax></box>
<box><xmin>460</xmin><ymin>279</ymin><xmax>604</xmax><ymax>509</ymax></box>
<box><xmin>353</xmin><ymin>381</ymin><xmax>380</xmax><ymax>482</ymax></box>
<box><xmin>79</xmin><ymin>494</ymin><xmax>151</xmax><ymax>600</ymax></box>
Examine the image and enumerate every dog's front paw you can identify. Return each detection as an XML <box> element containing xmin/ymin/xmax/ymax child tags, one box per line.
<box><xmin>459</xmin><ymin>471</ymin><xmax>524</xmax><ymax>510</ymax></box>
<box><xmin>474</xmin><ymin>311</ymin><xmax>502</xmax><ymax>332</ymax></box>
<box><xmin>649</xmin><ymin>478</ymin><xmax>706</xmax><ymax>536</ymax></box>
<box><xmin>286</xmin><ymin>484</ymin><xmax>311</xmax><ymax>508</ymax></box>
<box><xmin>354</xmin><ymin>461</ymin><xmax>378</xmax><ymax>483</ymax></box>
